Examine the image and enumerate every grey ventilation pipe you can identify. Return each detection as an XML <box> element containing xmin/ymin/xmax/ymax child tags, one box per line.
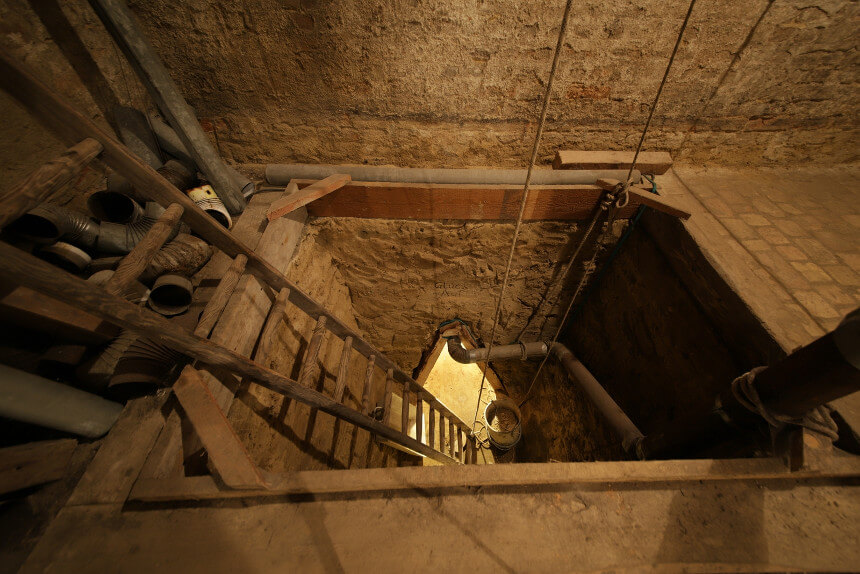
<box><xmin>266</xmin><ymin>164</ymin><xmax>641</xmax><ymax>186</ymax></box>
<box><xmin>106</xmin><ymin>106</ymin><xmax>164</xmax><ymax>200</ymax></box>
<box><xmin>446</xmin><ymin>337</ymin><xmax>644</xmax><ymax>455</ymax></box>
<box><xmin>0</xmin><ymin>363</ymin><xmax>123</xmax><ymax>438</ymax></box>
<box><xmin>8</xmin><ymin>202</ymin><xmax>178</xmax><ymax>255</ymax></box>
<box><xmin>149</xmin><ymin>116</ymin><xmax>256</xmax><ymax>199</ymax></box>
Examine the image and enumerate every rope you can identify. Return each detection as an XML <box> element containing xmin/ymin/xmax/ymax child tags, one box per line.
<box><xmin>470</xmin><ymin>0</ymin><xmax>575</xmax><ymax>434</ymax></box>
<box><xmin>625</xmin><ymin>0</ymin><xmax>698</xmax><ymax>183</ymax></box>
<box><xmin>731</xmin><ymin>368</ymin><xmax>839</xmax><ymax>440</ymax></box>
<box><xmin>518</xmin><ymin>0</ymin><xmax>699</xmax><ymax>407</ymax></box>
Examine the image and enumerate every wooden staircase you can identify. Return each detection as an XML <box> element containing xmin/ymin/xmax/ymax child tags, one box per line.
<box><xmin>0</xmin><ymin>51</ymin><xmax>478</xmax><ymax>494</ymax></box>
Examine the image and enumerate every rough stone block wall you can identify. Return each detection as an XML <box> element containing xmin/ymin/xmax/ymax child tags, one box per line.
<box><xmin>2</xmin><ymin>0</ymin><xmax>858</xmax><ymax>187</ymax></box>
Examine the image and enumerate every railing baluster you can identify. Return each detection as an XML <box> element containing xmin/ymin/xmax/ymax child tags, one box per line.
<box><xmin>332</xmin><ymin>336</ymin><xmax>353</xmax><ymax>403</ymax></box>
<box><xmin>415</xmin><ymin>392</ymin><xmax>423</xmax><ymax>444</ymax></box>
<box><xmin>401</xmin><ymin>382</ymin><xmax>410</xmax><ymax>438</ymax></box>
<box><xmin>194</xmin><ymin>254</ymin><xmax>249</xmax><ymax>338</ymax></box>
<box><xmin>428</xmin><ymin>405</ymin><xmax>436</xmax><ymax>450</ymax></box>
<box><xmin>361</xmin><ymin>356</ymin><xmax>376</xmax><ymax>416</ymax></box>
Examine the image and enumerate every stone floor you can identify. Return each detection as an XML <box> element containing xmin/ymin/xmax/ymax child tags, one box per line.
<box><xmin>657</xmin><ymin>166</ymin><xmax>859</xmax><ymax>348</ymax></box>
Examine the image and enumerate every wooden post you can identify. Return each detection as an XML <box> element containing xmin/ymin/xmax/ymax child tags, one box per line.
<box><xmin>449</xmin><ymin>419</ymin><xmax>456</xmax><ymax>458</ymax></box>
<box><xmin>457</xmin><ymin>427</ymin><xmax>464</xmax><ymax>462</ymax></box>
<box><xmin>333</xmin><ymin>336</ymin><xmax>353</xmax><ymax>403</ymax></box>
<box><xmin>439</xmin><ymin>414</ymin><xmax>447</xmax><ymax>456</ymax></box>
<box><xmin>104</xmin><ymin>203</ymin><xmax>184</xmax><ymax>296</ymax></box>
<box><xmin>361</xmin><ymin>356</ymin><xmax>376</xmax><ymax>416</ymax></box>
<box><xmin>401</xmin><ymin>383</ymin><xmax>410</xmax><ymax>438</ymax></box>
<box><xmin>415</xmin><ymin>393</ymin><xmax>423</xmax><ymax>444</ymax></box>
<box><xmin>86</xmin><ymin>0</ymin><xmax>244</xmax><ymax>213</ymax></box>
<box><xmin>465</xmin><ymin>432</ymin><xmax>475</xmax><ymax>465</ymax></box>
<box><xmin>1</xmin><ymin>138</ymin><xmax>102</xmax><ymax>228</ymax></box>
<box><xmin>428</xmin><ymin>405</ymin><xmax>436</xmax><ymax>449</ymax></box>
<box><xmin>383</xmin><ymin>368</ymin><xmax>394</xmax><ymax>420</ymax></box>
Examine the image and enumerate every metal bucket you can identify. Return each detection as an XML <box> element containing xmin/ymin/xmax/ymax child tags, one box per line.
<box><xmin>484</xmin><ymin>396</ymin><xmax>522</xmax><ymax>451</ymax></box>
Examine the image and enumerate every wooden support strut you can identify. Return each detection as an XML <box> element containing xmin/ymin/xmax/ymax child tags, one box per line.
<box><xmin>0</xmin><ymin>138</ymin><xmax>103</xmax><ymax>229</ymax></box>
<box><xmin>104</xmin><ymin>203</ymin><xmax>184</xmax><ymax>296</ymax></box>
<box><xmin>266</xmin><ymin>174</ymin><xmax>351</xmax><ymax>222</ymax></box>
<box><xmin>0</xmin><ymin>242</ymin><xmax>461</xmax><ymax>465</ymax></box>
<box><xmin>172</xmin><ymin>365</ymin><xmax>266</xmax><ymax>489</ymax></box>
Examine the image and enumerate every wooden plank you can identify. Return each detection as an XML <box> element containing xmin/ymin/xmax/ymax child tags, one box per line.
<box><xmin>67</xmin><ymin>393</ymin><xmax>167</xmax><ymax>505</ymax></box>
<box><xmin>596</xmin><ymin>178</ymin><xmax>691</xmax><ymax>220</ymax></box>
<box><xmin>87</xmin><ymin>0</ymin><xmax>244</xmax><ymax>213</ymax></box>
<box><xmin>0</xmin><ymin>243</ymin><xmax>461</xmax><ymax>465</ymax></box>
<box><xmin>553</xmin><ymin>150</ymin><xmax>672</xmax><ymax>174</ymax></box>
<box><xmin>172</xmin><ymin>366</ymin><xmax>266</xmax><ymax>489</ymax></box>
<box><xmin>0</xmin><ymin>284</ymin><xmax>118</xmax><ymax>344</ymax></box>
<box><xmin>0</xmin><ymin>139</ymin><xmax>102</xmax><ymax>229</ymax></box>
<box><xmin>0</xmin><ymin>49</ymin><xmax>468</xmax><ymax>434</ymax></box>
<box><xmin>104</xmin><ymin>203</ymin><xmax>184</xmax><ymax>296</ymax></box>
<box><xmin>129</xmin><ymin>454</ymin><xmax>860</xmax><ymax>502</ymax></box>
<box><xmin>266</xmin><ymin>174</ymin><xmax>351</xmax><ymax>221</ymax></box>
<box><xmin>0</xmin><ymin>439</ymin><xmax>76</xmax><ymax>495</ymax></box>
<box><xmin>193</xmin><ymin>254</ymin><xmax>248</xmax><ymax>338</ymax></box>
<box><xmin>295</xmin><ymin>180</ymin><xmax>639</xmax><ymax>220</ymax></box>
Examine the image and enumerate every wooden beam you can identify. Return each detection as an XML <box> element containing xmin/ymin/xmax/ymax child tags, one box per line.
<box><xmin>128</xmin><ymin>455</ymin><xmax>860</xmax><ymax>502</ymax></box>
<box><xmin>0</xmin><ymin>439</ymin><xmax>76</xmax><ymax>495</ymax></box>
<box><xmin>294</xmin><ymin>180</ymin><xmax>640</xmax><ymax>220</ymax></box>
<box><xmin>86</xmin><ymin>0</ymin><xmax>244</xmax><ymax>213</ymax></box>
<box><xmin>553</xmin><ymin>150</ymin><xmax>673</xmax><ymax>174</ymax></box>
<box><xmin>596</xmin><ymin>178</ymin><xmax>691</xmax><ymax>220</ymax></box>
<box><xmin>266</xmin><ymin>174</ymin><xmax>350</xmax><ymax>221</ymax></box>
<box><xmin>1</xmin><ymin>139</ymin><xmax>102</xmax><ymax>229</ymax></box>
<box><xmin>0</xmin><ymin>242</ymin><xmax>461</xmax><ymax>466</ymax></box>
<box><xmin>0</xmin><ymin>283</ymin><xmax>118</xmax><ymax>344</ymax></box>
<box><xmin>173</xmin><ymin>366</ymin><xmax>266</xmax><ymax>489</ymax></box>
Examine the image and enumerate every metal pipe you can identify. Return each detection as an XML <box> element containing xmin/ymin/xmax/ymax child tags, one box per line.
<box><xmin>549</xmin><ymin>343</ymin><xmax>644</xmax><ymax>454</ymax></box>
<box><xmin>0</xmin><ymin>363</ymin><xmax>122</xmax><ymax>438</ymax></box>
<box><xmin>445</xmin><ymin>336</ymin><xmax>644</xmax><ymax>454</ymax></box>
<box><xmin>266</xmin><ymin>163</ymin><xmax>641</xmax><ymax>187</ymax></box>
<box><xmin>8</xmin><ymin>202</ymin><xmax>179</xmax><ymax>255</ymax></box>
<box><xmin>446</xmin><ymin>337</ymin><xmax>547</xmax><ymax>363</ymax></box>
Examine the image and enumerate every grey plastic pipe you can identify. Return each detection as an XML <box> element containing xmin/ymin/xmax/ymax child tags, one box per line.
<box><xmin>446</xmin><ymin>337</ymin><xmax>644</xmax><ymax>455</ymax></box>
<box><xmin>0</xmin><ymin>363</ymin><xmax>123</xmax><ymax>437</ymax></box>
<box><xmin>266</xmin><ymin>164</ymin><xmax>641</xmax><ymax>186</ymax></box>
<box><xmin>149</xmin><ymin>116</ymin><xmax>256</xmax><ymax>199</ymax></box>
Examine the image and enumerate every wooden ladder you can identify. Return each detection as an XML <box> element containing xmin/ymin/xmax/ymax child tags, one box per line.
<box><xmin>0</xmin><ymin>50</ymin><xmax>478</xmax><ymax>482</ymax></box>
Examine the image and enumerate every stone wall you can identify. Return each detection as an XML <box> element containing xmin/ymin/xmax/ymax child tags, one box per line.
<box><xmin>2</xmin><ymin>0</ymin><xmax>858</xmax><ymax>190</ymax></box>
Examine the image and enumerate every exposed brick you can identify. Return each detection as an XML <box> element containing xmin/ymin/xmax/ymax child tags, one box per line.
<box><xmin>823</xmin><ymin>265</ymin><xmax>860</xmax><ymax>287</ymax></box>
<box><xmin>843</xmin><ymin>214</ymin><xmax>860</xmax><ymax>228</ymax></box>
<box><xmin>742</xmin><ymin>239</ymin><xmax>770</xmax><ymax>252</ymax></box>
<box><xmin>794</xmin><ymin>291</ymin><xmax>840</xmax><ymax>319</ymax></box>
<box><xmin>702</xmin><ymin>197</ymin><xmax>733</xmax><ymax>218</ymax></box>
<box><xmin>720</xmin><ymin>217</ymin><xmax>758</xmax><ymax>241</ymax></box>
<box><xmin>752</xmin><ymin>198</ymin><xmax>786</xmax><ymax>217</ymax></box>
<box><xmin>754</xmin><ymin>251</ymin><xmax>809</xmax><ymax>291</ymax></box>
<box><xmin>816</xmin><ymin>284</ymin><xmax>857</xmax><ymax>307</ymax></box>
<box><xmin>777</xmin><ymin>202</ymin><xmax>803</xmax><ymax>216</ymax></box>
<box><xmin>771</xmin><ymin>218</ymin><xmax>806</xmax><ymax>238</ymax></box>
<box><xmin>739</xmin><ymin>213</ymin><xmax>770</xmax><ymax>227</ymax></box>
<box><xmin>757</xmin><ymin>226</ymin><xmax>790</xmax><ymax>246</ymax></box>
<box><xmin>795</xmin><ymin>237</ymin><xmax>839</xmax><ymax>265</ymax></box>
<box><xmin>790</xmin><ymin>261</ymin><xmax>833</xmax><ymax>283</ymax></box>
<box><xmin>837</xmin><ymin>252</ymin><xmax>860</xmax><ymax>273</ymax></box>
<box><xmin>775</xmin><ymin>245</ymin><xmax>807</xmax><ymax>261</ymax></box>
<box><xmin>812</xmin><ymin>229</ymin><xmax>851</xmax><ymax>252</ymax></box>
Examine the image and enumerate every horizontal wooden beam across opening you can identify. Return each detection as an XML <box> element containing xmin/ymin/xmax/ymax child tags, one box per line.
<box><xmin>294</xmin><ymin>180</ymin><xmax>641</xmax><ymax>220</ymax></box>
